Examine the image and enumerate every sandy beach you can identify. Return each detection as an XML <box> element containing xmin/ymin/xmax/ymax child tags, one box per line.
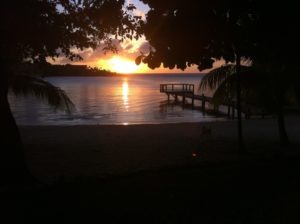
<box><xmin>1</xmin><ymin>117</ymin><xmax>299</xmax><ymax>223</ymax></box>
<box><xmin>20</xmin><ymin>116</ymin><xmax>300</xmax><ymax>183</ymax></box>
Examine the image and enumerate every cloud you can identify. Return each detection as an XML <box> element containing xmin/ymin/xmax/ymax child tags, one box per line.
<box><xmin>126</xmin><ymin>0</ymin><xmax>149</xmax><ymax>20</ymax></box>
<box><xmin>47</xmin><ymin>0</ymin><xmax>152</xmax><ymax>68</ymax></box>
<box><xmin>47</xmin><ymin>35</ymin><xmax>203</xmax><ymax>73</ymax></box>
<box><xmin>133</xmin><ymin>8</ymin><xmax>147</xmax><ymax>20</ymax></box>
<box><xmin>47</xmin><ymin>39</ymin><xmax>124</xmax><ymax>65</ymax></box>
<box><xmin>125</xmin><ymin>44</ymin><xmax>134</xmax><ymax>51</ymax></box>
<box><xmin>71</xmin><ymin>47</ymin><xmax>94</xmax><ymax>59</ymax></box>
<box><xmin>138</xmin><ymin>41</ymin><xmax>152</xmax><ymax>54</ymax></box>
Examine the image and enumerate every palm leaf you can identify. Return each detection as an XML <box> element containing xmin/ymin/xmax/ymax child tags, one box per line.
<box><xmin>212</xmin><ymin>74</ymin><xmax>236</xmax><ymax>105</ymax></box>
<box><xmin>201</xmin><ymin>65</ymin><xmax>261</xmax><ymax>104</ymax></box>
<box><xmin>9</xmin><ymin>75</ymin><xmax>75</xmax><ymax>114</ymax></box>
<box><xmin>199</xmin><ymin>64</ymin><xmax>236</xmax><ymax>92</ymax></box>
<box><xmin>199</xmin><ymin>64</ymin><xmax>254</xmax><ymax>92</ymax></box>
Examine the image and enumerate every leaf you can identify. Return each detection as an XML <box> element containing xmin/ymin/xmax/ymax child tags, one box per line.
<box><xmin>199</xmin><ymin>65</ymin><xmax>235</xmax><ymax>91</ymax></box>
<box><xmin>9</xmin><ymin>75</ymin><xmax>75</xmax><ymax>114</ymax></box>
<box><xmin>127</xmin><ymin>4</ymin><xmax>136</xmax><ymax>11</ymax></box>
<box><xmin>135</xmin><ymin>55</ymin><xmax>143</xmax><ymax>65</ymax></box>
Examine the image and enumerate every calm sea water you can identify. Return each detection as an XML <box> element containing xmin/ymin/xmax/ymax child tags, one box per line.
<box><xmin>9</xmin><ymin>74</ymin><xmax>224</xmax><ymax>125</ymax></box>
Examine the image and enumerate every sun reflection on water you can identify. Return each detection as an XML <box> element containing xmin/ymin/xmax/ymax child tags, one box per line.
<box><xmin>122</xmin><ymin>78</ymin><xmax>129</xmax><ymax>111</ymax></box>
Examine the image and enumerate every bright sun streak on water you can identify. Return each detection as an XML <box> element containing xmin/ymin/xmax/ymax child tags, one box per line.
<box><xmin>122</xmin><ymin>79</ymin><xmax>129</xmax><ymax>112</ymax></box>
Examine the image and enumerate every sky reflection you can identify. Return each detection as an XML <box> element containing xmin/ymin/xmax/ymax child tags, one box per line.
<box><xmin>9</xmin><ymin>75</ymin><xmax>224</xmax><ymax>125</ymax></box>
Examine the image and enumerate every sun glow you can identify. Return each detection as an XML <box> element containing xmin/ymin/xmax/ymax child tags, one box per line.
<box><xmin>106</xmin><ymin>56</ymin><xmax>140</xmax><ymax>74</ymax></box>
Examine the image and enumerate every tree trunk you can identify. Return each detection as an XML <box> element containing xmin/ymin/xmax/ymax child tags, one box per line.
<box><xmin>0</xmin><ymin>69</ymin><xmax>31</xmax><ymax>185</ymax></box>
<box><xmin>236</xmin><ymin>54</ymin><xmax>244</xmax><ymax>152</ymax></box>
<box><xmin>277</xmin><ymin>93</ymin><xmax>289</xmax><ymax>145</ymax></box>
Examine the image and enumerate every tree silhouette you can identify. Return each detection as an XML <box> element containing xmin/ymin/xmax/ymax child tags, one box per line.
<box><xmin>198</xmin><ymin>65</ymin><xmax>254</xmax><ymax>107</ymax></box>
<box><xmin>200</xmin><ymin>62</ymin><xmax>300</xmax><ymax>144</ymax></box>
<box><xmin>9</xmin><ymin>75</ymin><xmax>75</xmax><ymax>113</ymax></box>
<box><xmin>0</xmin><ymin>0</ymin><xmax>141</xmax><ymax>184</ymax></box>
<box><xmin>138</xmin><ymin>0</ymin><xmax>300</xmax><ymax>147</ymax></box>
<box><xmin>138</xmin><ymin>0</ymin><xmax>257</xmax><ymax>151</ymax></box>
<box><xmin>249</xmin><ymin>1</ymin><xmax>300</xmax><ymax>144</ymax></box>
<box><xmin>199</xmin><ymin>65</ymin><xmax>279</xmax><ymax>115</ymax></box>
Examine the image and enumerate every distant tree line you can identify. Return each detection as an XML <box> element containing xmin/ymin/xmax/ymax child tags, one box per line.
<box><xmin>14</xmin><ymin>62</ymin><xmax>117</xmax><ymax>77</ymax></box>
<box><xmin>41</xmin><ymin>63</ymin><xmax>117</xmax><ymax>77</ymax></box>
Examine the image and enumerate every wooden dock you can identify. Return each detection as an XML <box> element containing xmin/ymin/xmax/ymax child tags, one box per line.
<box><xmin>160</xmin><ymin>84</ymin><xmax>195</xmax><ymax>105</ymax></box>
<box><xmin>160</xmin><ymin>83</ymin><xmax>267</xmax><ymax>119</ymax></box>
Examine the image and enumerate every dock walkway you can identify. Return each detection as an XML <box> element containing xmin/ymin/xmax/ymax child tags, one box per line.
<box><xmin>160</xmin><ymin>83</ymin><xmax>266</xmax><ymax>119</ymax></box>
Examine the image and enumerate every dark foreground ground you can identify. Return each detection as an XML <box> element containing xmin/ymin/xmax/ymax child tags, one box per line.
<box><xmin>2</xmin><ymin>154</ymin><xmax>300</xmax><ymax>223</ymax></box>
<box><xmin>2</xmin><ymin>119</ymin><xmax>300</xmax><ymax>223</ymax></box>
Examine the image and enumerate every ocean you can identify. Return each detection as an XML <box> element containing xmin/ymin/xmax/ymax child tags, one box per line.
<box><xmin>9</xmin><ymin>74</ymin><xmax>224</xmax><ymax>125</ymax></box>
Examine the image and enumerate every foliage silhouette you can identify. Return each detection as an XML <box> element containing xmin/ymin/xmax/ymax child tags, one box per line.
<box><xmin>199</xmin><ymin>65</ymin><xmax>273</xmax><ymax>112</ymax></box>
<box><xmin>200</xmin><ymin>63</ymin><xmax>300</xmax><ymax>144</ymax></box>
<box><xmin>0</xmin><ymin>0</ymin><xmax>142</xmax><ymax>184</ymax></box>
<box><xmin>9</xmin><ymin>75</ymin><xmax>75</xmax><ymax>114</ymax></box>
<box><xmin>139</xmin><ymin>0</ymin><xmax>300</xmax><ymax>146</ymax></box>
<box><xmin>247</xmin><ymin>1</ymin><xmax>300</xmax><ymax>144</ymax></box>
<box><xmin>138</xmin><ymin>0</ymin><xmax>259</xmax><ymax>151</ymax></box>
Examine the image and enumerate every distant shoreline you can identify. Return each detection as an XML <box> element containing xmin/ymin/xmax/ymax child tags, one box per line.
<box><xmin>43</xmin><ymin>73</ymin><xmax>205</xmax><ymax>77</ymax></box>
<box><xmin>43</xmin><ymin>73</ymin><xmax>118</xmax><ymax>77</ymax></box>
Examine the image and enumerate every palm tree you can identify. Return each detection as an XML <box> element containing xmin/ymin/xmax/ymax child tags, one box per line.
<box><xmin>2</xmin><ymin>73</ymin><xmax>75</xmax><ymax>184</ymax></box>
<box><xmin>9</xmin><ymin>75</ymin><xmax>75</xmax><ymax>114</ymax></box>
<box><xmin>199</xmin><ymin>65</ymin><xmax>236</xmax><ymax>103</ymax></box>
<box><xmin>199</xmin><ymin>65</ymin><xmax>267</xmax><ymax>107</ymax></box>
<box><xmin>199</xmin><ymin>64</ymin><xmax>300</xmax><ymax>145</ymax></box>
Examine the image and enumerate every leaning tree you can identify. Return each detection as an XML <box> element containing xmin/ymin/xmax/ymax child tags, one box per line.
<box><xmin>0</xmin><ymin>0</ymin><xmax>142</xmax><ymax>184</ymax></box>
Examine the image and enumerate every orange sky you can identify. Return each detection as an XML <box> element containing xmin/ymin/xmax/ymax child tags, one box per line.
<box><xmin>47</xmin><ymin>1</ymin><xmax>224</xmax><ymax>74</ymax></box>
<box><xmin>47</xmin><ymin>36</ymin><xmax>225</xmax><ymax>74</ymax></box>
<box><xmin>47</xmin><ymin>35</ymin><xmax>205</xmax><ymax>74</ymax></box>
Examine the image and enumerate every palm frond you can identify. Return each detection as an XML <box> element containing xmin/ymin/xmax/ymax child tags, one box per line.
<box><xmin>212</xmin><ymin>74</ymin><xmax>236</xmax><ymax>105</ymax></box>
<box><xmin>211</xmin><ymin>69</ymin><xmax>275</xmax><ymax>111</ymax></box>
<box><xmin>9</xmin><ymin>75</ymin><xmax>75</xmax><ymax>114</ymax></box>
<box><xmin>199</xmin><ymin>64</ymin><xmax>254</xmax><ymax>92</ymax></box>
<box><xmin>199</xmin><ymin>64</ymin><xmax>236</xmax><ymax>92</ymax></box>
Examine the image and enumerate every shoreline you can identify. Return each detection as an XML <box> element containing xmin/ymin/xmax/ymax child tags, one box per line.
<box><xmin>19</xmin><ymin>119</ymin><xmax>229</xmax><ymax>127</ymax></box>
<box><xmin>43</xmin><ymin>73</ymin><xmax>204</xmax><ymax>77</ymax></box>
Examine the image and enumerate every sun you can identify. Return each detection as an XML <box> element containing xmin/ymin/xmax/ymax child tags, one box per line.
<box><xmin>107</xmin><ymin>56</ymin><xmax>140</xmax><ymax>74</ymax></box>
<box><xmin>97</xmin><ymin>55</ymin><xmax>149</xmax><ymax>74</ymax></box>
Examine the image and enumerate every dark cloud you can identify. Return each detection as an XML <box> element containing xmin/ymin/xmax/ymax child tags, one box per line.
<box><xmin>70</xmin><ymin>39</ymin><xmax>123</xmax><ymax>62</ymax></box>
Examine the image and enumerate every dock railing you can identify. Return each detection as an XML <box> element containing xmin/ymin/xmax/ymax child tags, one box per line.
<box><xmin>160</xmin><ymin>84</ymin><xmax>194</xmax><ymax>93</ymax></box>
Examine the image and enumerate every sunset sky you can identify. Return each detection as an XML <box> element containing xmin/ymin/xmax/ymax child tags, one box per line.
<box><xmin>48</xmin><ymin>0</ymin><xmax>220</xmax><ymax>74</ymax></box>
